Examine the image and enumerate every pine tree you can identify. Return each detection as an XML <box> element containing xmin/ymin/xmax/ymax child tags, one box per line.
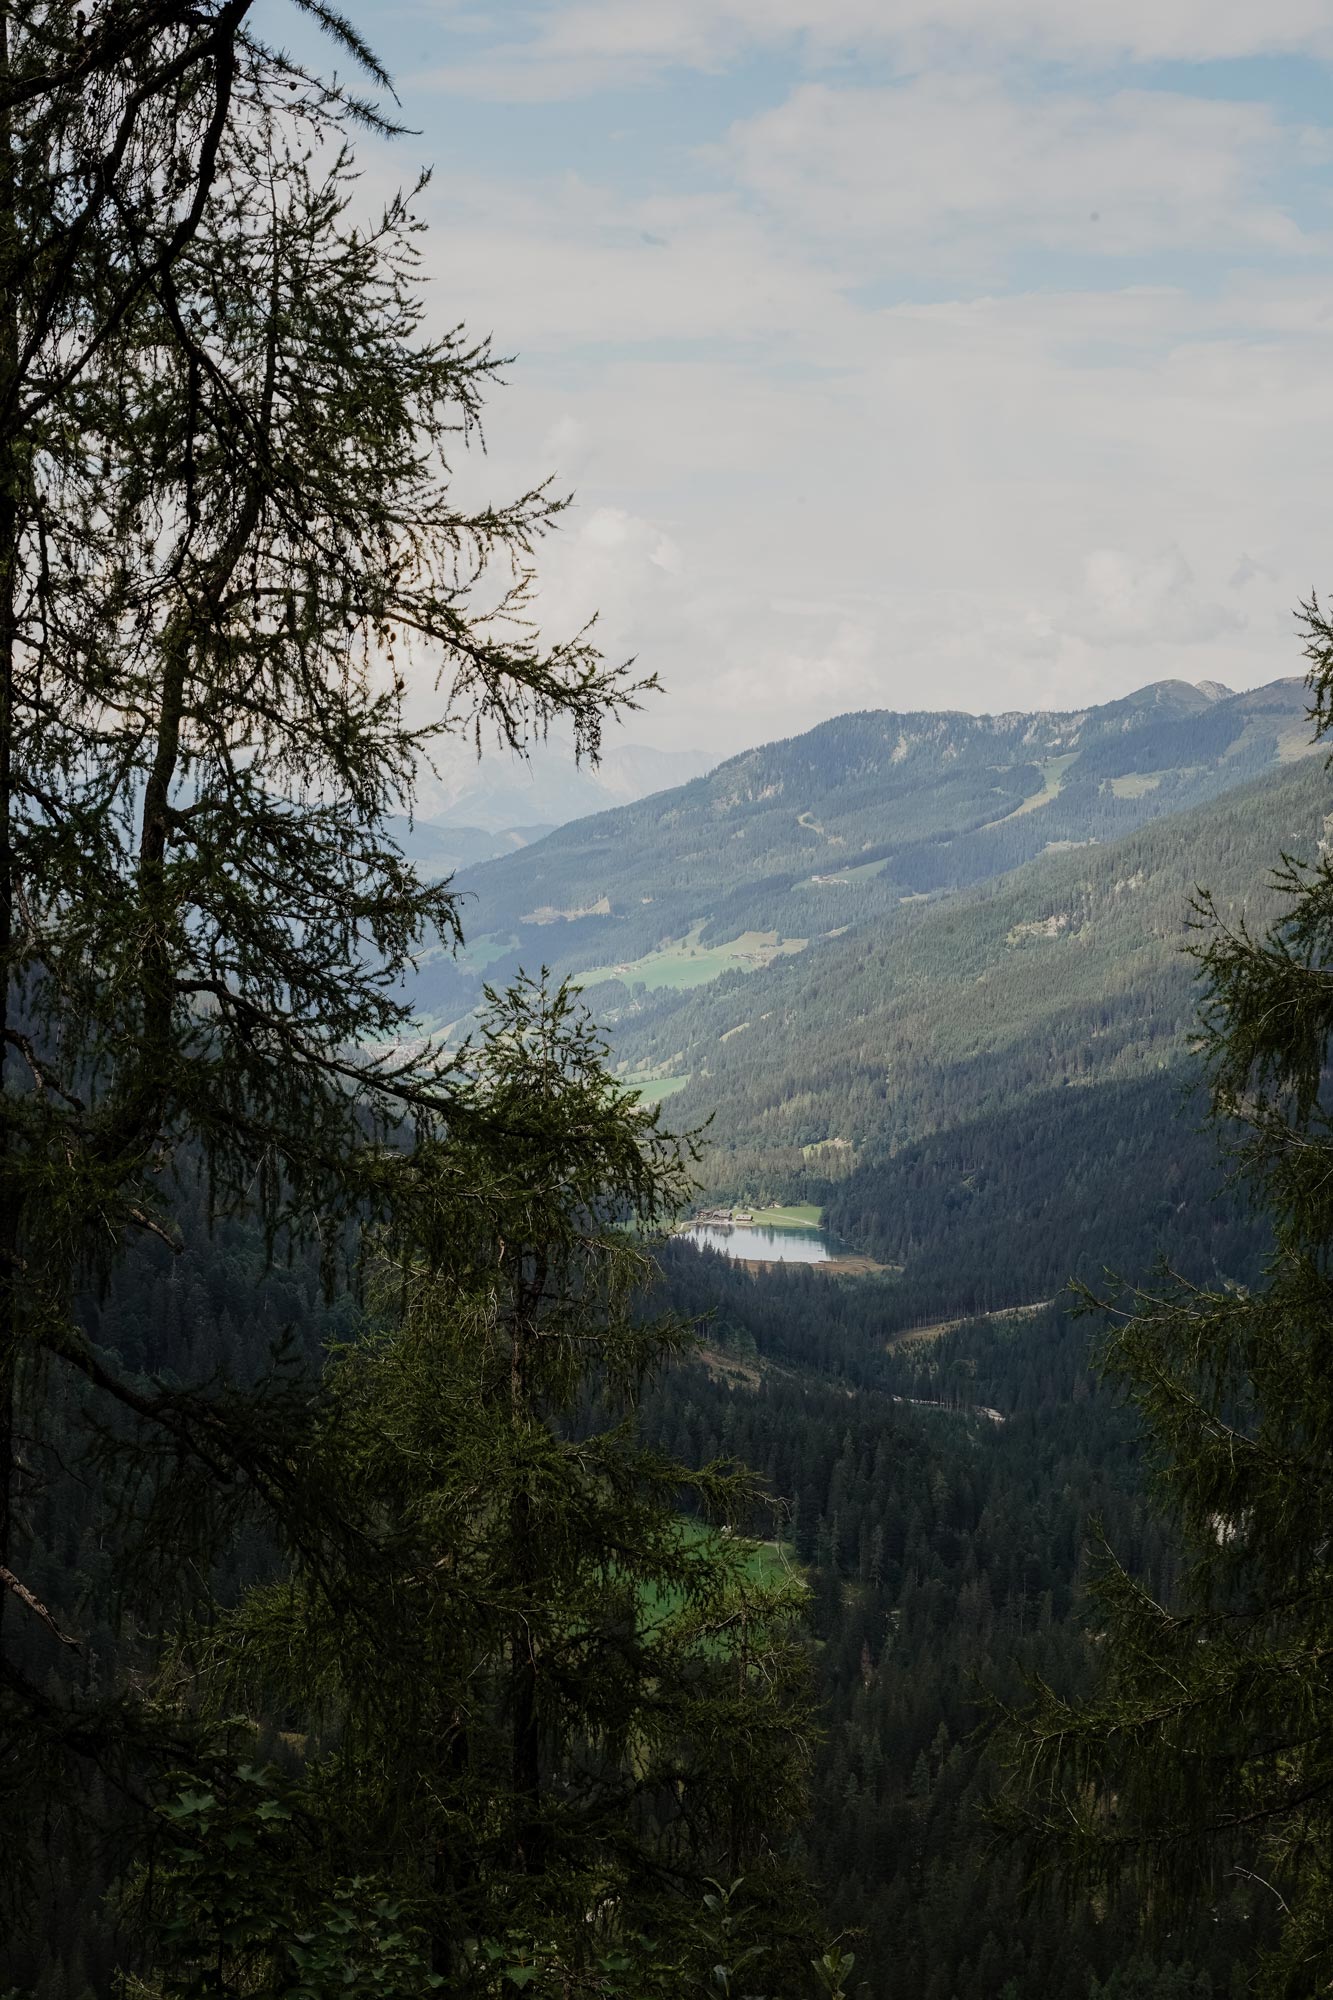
<box><xmin>999</xmin><ymin>601</ymin><xmax>1333</xmax><ymax>1995</ymax></box>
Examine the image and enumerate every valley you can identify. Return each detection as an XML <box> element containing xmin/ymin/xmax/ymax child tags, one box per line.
<box><xmin>419</xmin><ymin>678</ymin><xmax>1323</xmax><ymax>1335</ymax></box>
<box><xmin>19</xmin><ymin>667</ymin><xmax>1324</xmax><ymax>2000</ymax></box>
<box><xmin>20</xmin><ymin>18</ymin><xmax>1333</xmax><ymax>1994</ymax></box>
<box><xmin>403</xmin><ymin>678</ymin><xmax>1327</xmax><ymax>1996</ymax></box>
<box><xmin>611</xmin><ymin>681</ymin><xmax>1324</xmax><ymax>1991</ymax></box>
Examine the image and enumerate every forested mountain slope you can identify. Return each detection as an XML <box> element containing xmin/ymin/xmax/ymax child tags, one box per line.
<box><xmin>638</xmin><ymin>1265</ymin><xmax>1270</xmax><ymax>1999</ymax></box>
<box><xmin>605</xmin><ymin>755</ymin><xmax>1326</xmax><ymax>1326</ymax></box>
<box><xmin>415</xmin><ymin>676</ymin><xmax>1312</xmax><ymax>1029</ymax></box>
<box><xmin>622</xmin><ymin>752</ymin><xmax>1330</xmax><ymax>1167</ymax></box>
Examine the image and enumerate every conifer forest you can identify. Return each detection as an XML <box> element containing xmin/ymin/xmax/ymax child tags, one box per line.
<box><xmin>6</xmin><ymin>5</ymin><xmax>1333</xmax><ymax>1998</ymax></box>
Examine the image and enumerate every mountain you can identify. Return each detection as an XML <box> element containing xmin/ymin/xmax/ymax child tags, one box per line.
<box><xmin>412</xmin><ymin>676</ymin><xmax>1314</xmax><ymax>1031</ymax></box>
<box><xmin>666</xmin><ymin>753</ymin><xmax>1329</xmax><ymax>1320</ymax></box>
<box><xmin>400</xmin><ymin>676</ymin><xmax>1327</xmax><ymax>1324</ymax></box>
<box><xmin>31</xmin><ymin>679</ymin><xmax>1322</xmax><ymax>2000</ymax></box>
<box><xmin>622</xmin><ymin>745</ymin><xmax>1330</xmax><ymax>1166</ymax></box>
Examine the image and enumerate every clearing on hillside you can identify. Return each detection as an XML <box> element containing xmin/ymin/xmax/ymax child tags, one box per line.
<box><xmin>577</xmin><ymin>923</ymin><xmax>808</xmax><ymax>994</ymax></box>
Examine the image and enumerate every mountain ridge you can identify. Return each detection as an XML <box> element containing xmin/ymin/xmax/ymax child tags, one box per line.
<box><xmin>411</xmin><ymin>675</ymin><xmax>1314</xmax><ymax>1034</ymax></box>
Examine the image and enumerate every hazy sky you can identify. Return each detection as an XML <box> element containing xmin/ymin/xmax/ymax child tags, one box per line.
<box><xmin>276</xmin><ymin>0</ymin><xmax>1333</xmax><ymax>754</ymax></box>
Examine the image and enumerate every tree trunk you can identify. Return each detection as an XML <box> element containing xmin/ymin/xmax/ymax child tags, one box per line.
<box><xmin>510</xmin><ymin>1259</ymin><xmax>545</xmax><ymax>1876</ymax></box>
<box><xmin>0</xmin><ymin>0</ymin><xmax>21</xmax><ymax>1660</ymax></box>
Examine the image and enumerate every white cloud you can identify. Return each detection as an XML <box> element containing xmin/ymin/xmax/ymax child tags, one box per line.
<box><xmin>1070</xmin><ymin>546</ymin><xmax>1243</xmax><ymax>647</ymax></box>
<box><xmin>474</xmin><ymin>281</ymin><xmax>1332</xmax><ymax>746</ymax></box>
<box><xmin>421</xmin><ymin>0</ymin><xmax>1333</xmax><ymax>101</ymax></box>
<box><xmin>413</xmin><ymin>175</ymin><xmax>847</xmax><ymax>353</ymax></box>
<box><xmin>361</xmin><ymin>23</ymin><xmax>1333</xmax><ymax>755</ymax></box>
<box><xmin>723</xmin><ymin>79</ymin><xmax>1318</xmax><ymax>266</ymax></box>
<box><xmin>408</xmin><ymin>64</ymin><xmax>1319</xmax><ymax>368</ymax></box>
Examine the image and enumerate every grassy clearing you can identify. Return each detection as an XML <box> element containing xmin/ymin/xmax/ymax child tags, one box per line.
<box><xmin>698</xmin><ymin>1344</ymin><xmax>762</xmax><ymax>1389</ymax></box>
<box><xmin>521</xmin><ymin>893</ymin><xmax>611</xmax><ymax>924</ymax></box>
<box><xmin>455</xmin><ymin>931</ymin><xmax>519</xmax><ymax>973</ymax></box>
<box><xmin>888</xmin><ymin>1299</ymin><xmax>1053</xmax><ymax>1348</ymax></box>
<box><xmin>804</xmin><ymin>856</ymin><xmax>890</xmax><ymax>887</ymax></box>
<box><xmin>627</xmin><ymin>1074</ymin><xmax>689</xmax><ymax>1105</ymax></box>
<box><xmin>1278</xmin><ymin>722</ymin><xmax>1321</xmax><ymax>764</ymax></box>
<box><xmin>751</xmin><ymin>1202</ymin><xmax>823</xmax><ymax>1229</ymax></box>
<box><xmin>730</xmin><ymin>1250</ymin><xmax>896</xmax><ymax>1277</ymax></box>
<box><xmin>820</xmin><ymin>1252</ymin><xmax>896</xmax><ymax>1277</ymax></box>
<box><xmin>1007</xmin><ymin>751</ymin><xmax>1081</xmax><ymax>819</ymax></box>
<box><xmin>577</xmin><ymin>923</ymin><xmax>808</xmax><ymax>995</ymax></box>
<box><xmin>640</xmin><ymin>1519</ymin><xmax>802</xmax><ymax>1627</ymax></box>
<box><xmin>1109</xmin><ymin>771</ymin><xmax>1163</xmax><ymax>799</ymax></box>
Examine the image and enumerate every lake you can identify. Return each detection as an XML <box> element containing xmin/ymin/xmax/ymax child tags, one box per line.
<box><xmin>680</xmin><ymin>1220</ymin><xmax>832</xmax><ymax>1264</ymax></box>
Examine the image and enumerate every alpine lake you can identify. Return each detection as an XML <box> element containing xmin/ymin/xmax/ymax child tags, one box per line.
<box><xmin>678</xmin><ymin>1206</ymin><xmax>834</xmax><ymax>1265</ymax></box>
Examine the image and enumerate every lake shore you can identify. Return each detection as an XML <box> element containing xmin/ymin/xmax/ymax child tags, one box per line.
<box><xmin>682</xmin><ymin>1201</ymin><xmax>822</xmax><ymax>1232</ymax></box>
<box><xmin>678</xmin><ymin>1206</ymin><xmax>889</xmax><ymax>1276</ymax></box>
<box><xmin>731</xmin><ymin>1251</ymin><xmax>890</xmax><ymax>1277</ymax></box>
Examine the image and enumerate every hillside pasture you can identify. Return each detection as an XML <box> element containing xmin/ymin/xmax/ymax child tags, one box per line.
<box><xmin>577</xmin><ymin>923</ymin><xmax>808</xmax><ymax>995</ymax></box>
<box><xmin>627</xmin><ymin>1073</ymin><xmax>689</xmax><ymax>1104</ymax></box>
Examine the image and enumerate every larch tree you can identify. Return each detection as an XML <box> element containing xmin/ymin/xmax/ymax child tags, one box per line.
<box><xmin>1</xmin><ymin>0</ymin><xmax>390</xmax><ymax>1662</ymax></box>
<box><xmin>0</xmin><ymin>14</ymin><xmax>843</xmax><ymax>1995</ymax></box>
<box><xmin>1</xmin><ymin>0</ymin><xmax>648</xmax><ymax>1939</ymax></box>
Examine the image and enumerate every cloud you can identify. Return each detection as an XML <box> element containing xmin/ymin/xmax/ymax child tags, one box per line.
<box><xmin>475</xmin><ymin>281</ymin><xmax>1330</xmax><ymax>747</ymax></box>
<box><xmin>1070</xmin><ymin>546</ymin><xmax>1244</xmax><ymax>647</ymax></box>
<box><xmin>405</xmin><ymin>60</ymin><xmax>1320</xmax><ymax>373</ymax></box>
<box><xmin>421</xmin><ymin>0</ymin><xmax>1333</xmax><ymax>101</ymax></box>
<box><xmin>411</xmin><ymin>175</ymin><xmax>845</xmax><ymax>354</ymax></box>
<box><xmin>723</xmin><ymin>79</ymin><xmax>1318</xmax><ymax>266</ymax></box>
<box><xmin>361</xmin><ymin>16</ymin><xmax>1333</xmax><ymax>756</ymax></box>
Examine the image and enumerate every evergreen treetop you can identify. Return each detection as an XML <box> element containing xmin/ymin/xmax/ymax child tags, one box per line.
<box><xmin>1000</xmin><ymin>601</ymin><xmax>1333</xmax><ymax>1996</ymax></box>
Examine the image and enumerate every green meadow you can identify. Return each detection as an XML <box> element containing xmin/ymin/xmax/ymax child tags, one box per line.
<box><xmin>577</xmin><ymin>923</ymin><xmax>808</xmax><ymax>995</ymax></box>
<box><xmin>639</xmin><ymin>1520</ymin><xmax>802</xmax><ymax>1630</ymax></box>
<box><xmin>751</xmin><ymin>1203</ymin><xmax>823</xmax><ymax>1230</ymax></box>
<box><xmin>626</xmin><ymin>1073</ymin><xmax>689</xmax><ymax>1105</ymax></box>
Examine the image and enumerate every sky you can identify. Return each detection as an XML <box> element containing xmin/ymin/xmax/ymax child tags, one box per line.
<box><xmin>272</xmin><ymin>0</ymin><xmax>1333</xmax><ymax>757</ymax></box>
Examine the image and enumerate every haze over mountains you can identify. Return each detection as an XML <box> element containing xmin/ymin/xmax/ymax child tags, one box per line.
<box><xmin>380</xmin><ymin>737</ymin><xmax>713</xmax><ymax>883</ymax></box>
<box><xmin>384</xmin><ymin>737</ymin><xmax>714</xmax><ymax>883</ymax></box>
